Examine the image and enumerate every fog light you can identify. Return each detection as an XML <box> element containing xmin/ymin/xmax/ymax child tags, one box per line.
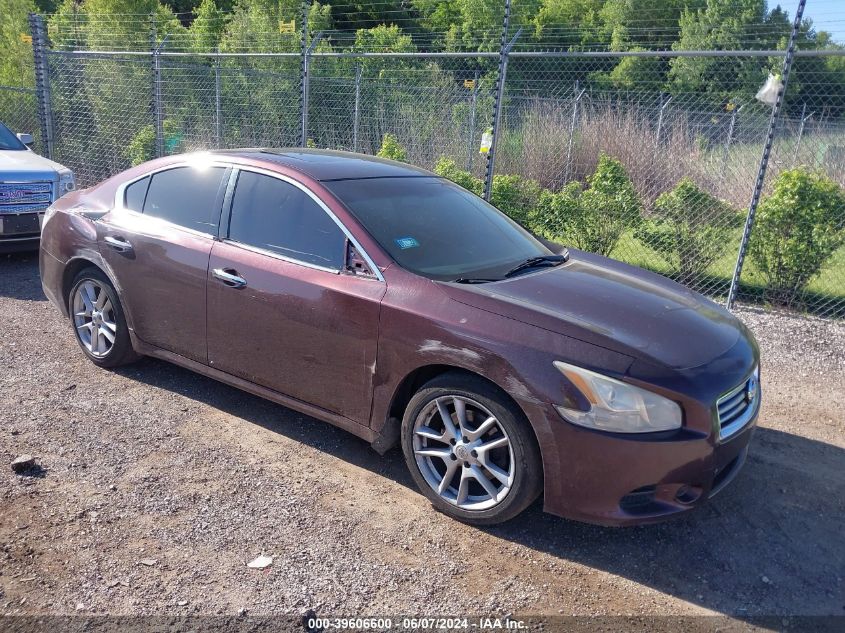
<box><xmin>674</xmin><ymin>485</ymin><xmax>701</xmax><ymax>504</ymax></box>
<box><xmin>620</xmin><ymin>485</ymin><xmax>657</xmax><ymax>513</ymax></box>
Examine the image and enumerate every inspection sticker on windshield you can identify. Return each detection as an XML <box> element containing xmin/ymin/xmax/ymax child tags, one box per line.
<box><xmin>395</xmin><ymin>236</ymin><xmax>419</xmax><ymax>249</ymax></box>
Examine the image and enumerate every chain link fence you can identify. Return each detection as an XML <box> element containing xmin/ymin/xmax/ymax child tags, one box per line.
<box><xmin>15</xmin><ymin>1</ymin><xmax>845</xmax><ymax>320</ymax></box>
<box><xmin>0</xmin><ymin>86</ymin><xmax>42</xmax><ymax>155</ymax></box>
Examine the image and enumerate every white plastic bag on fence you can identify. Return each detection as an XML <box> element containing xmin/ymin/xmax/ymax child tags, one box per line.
<box><xmin>479</xmin><ymin>128</ymin><xmax>493</xmax><ymax>154</ymax></box>
<box><xmin>756</xmin><ymin>73</ymin><xmax>783</xmax><ymax>106</ymax></box>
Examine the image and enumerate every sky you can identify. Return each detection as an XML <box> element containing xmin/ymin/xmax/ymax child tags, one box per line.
<box><xmin>802</xmin><ymin>0</ymin><xmax>845</xmax><ymax>44</ymax></box>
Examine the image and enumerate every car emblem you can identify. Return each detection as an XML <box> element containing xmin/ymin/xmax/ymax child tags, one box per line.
<box><xmin>746</xmin><ymin>375</ymin><xmax>758</xmax><ymax>403</ymax></box>
<box><xmin>0</xmin><ymin>189</ymin><xmax>27</xmax><ymax>200</ymax></box>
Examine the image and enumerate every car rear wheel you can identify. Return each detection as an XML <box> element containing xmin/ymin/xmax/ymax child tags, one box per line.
<box><xmin>69</xmin><ymin>268</ymin><xmax>138</xmax><ymax>368</ymax></box>
<box><xmin>401</xmin><ymin>372</ymin><xmax>542</xmax><ymax>525</ymax></box>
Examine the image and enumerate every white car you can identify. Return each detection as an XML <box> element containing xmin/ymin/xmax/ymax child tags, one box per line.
<box><xmin>1</xmin><ymin>121</ymin><xmax>75</xmax><ymax>252</ymax></box>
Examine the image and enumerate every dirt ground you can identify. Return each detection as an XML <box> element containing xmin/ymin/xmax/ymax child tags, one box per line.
<box><xmin>1</xmin><ymin>251</ymin><xmax>843</xmax><ymax>619</ymax></box>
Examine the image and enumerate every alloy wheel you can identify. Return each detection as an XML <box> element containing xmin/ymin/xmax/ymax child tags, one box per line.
<box><xmin>72</xmin><ymin>280</ymin><xmax>117</xmax><ymax>358</ymax></box>
<box><xmin>412</xmin><ymin>395</ymin><xmax>515</xmax><ymax>511</ymax></box>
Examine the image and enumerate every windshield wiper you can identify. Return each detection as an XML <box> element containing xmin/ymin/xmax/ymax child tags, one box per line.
<box><xmin>504</xmin><ymin>254</ymin><xmax>567</xmax><ymax>278</ymax></box>
<box><xmin>452</xmin><ymin>277</ymin><xmax>501</xmax><ymax>284</ymax></box>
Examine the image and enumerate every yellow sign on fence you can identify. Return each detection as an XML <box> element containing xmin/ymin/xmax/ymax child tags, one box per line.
<box><xmin>279</xmin><ymin>19</ymin><xmax>296</xmax><ymax>34</ymax></box>
<box><xmin>20</xmin><ymin>33</ymin><xmax>33</xmax><ymax>44</ymax></box>
<box><xmin>463</xmin><ymin>79</ymin><xmax>476</xmax><ymax>90</ymax></box>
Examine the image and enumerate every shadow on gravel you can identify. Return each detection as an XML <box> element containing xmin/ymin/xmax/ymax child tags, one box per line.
<box><xmin>0</xmin><ymin>252</ymin><xmax>47</xmax><ymax>301</ymax></box>
<box><xmin>117</xmin><ymin>357</ymin><xmax>843</xmax><ymax>617</ymax></box>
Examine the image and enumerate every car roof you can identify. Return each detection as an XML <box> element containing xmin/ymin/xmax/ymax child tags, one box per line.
<box><xmin>212</xmin><ymin>148</ymin><xmax>435</xmax><ymax>182</ymax></box>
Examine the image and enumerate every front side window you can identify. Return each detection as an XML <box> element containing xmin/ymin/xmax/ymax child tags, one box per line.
<box><xmin>325</xmin><ymin>177</ymin><xmax>550</xmax><ymax>281</ymax></box>
<box><xmin>142</xmin><ymin>166</ymin><xmax>227</xmax><ymax>233</ymax></box>
<box><xmin>227</xmin><ymin>171</ymin><xmax>345</xmax><ymax>270</ymax></box>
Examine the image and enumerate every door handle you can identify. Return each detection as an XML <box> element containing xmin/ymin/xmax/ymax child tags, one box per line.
<box><xmin>104</xmin><ymin>235</ymin><xmax>133</xmax><ymax>253</ymax></box>
<box><xmin>212</xmin><ymin>267</ymin><xmax>247</xmax><ymax>288</ymax></box>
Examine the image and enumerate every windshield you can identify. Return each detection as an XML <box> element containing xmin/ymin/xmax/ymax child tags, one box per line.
<box><xmin>326</xmin><ymin>176</ymin><xmax>550</xmax><ymax>281</ymax></box>
<box><xmin>0</xmin><ymin>123</ymin><xmax>26</xmax><ymax>151</ymax></box>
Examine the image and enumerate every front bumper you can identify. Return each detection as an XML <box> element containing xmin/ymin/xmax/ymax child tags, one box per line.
<box><xmin>0</xmin><ymin>212</ymin><xmax>43</xmax><ymax>252</ymax></box>
<box><xmin>534</xmin><ymin>400</ymin><xmax>758</xmax><ymax>526</ymax></box>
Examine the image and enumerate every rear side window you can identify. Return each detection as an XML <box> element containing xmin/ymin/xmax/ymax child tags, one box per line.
<box><xmin>142</xmin><ymin>166</ymin><xmax>227</xmax><ymax>233</ymax></box>
<box><xmin>124</xmin><ymin>176</ymin><xmax>149</xmax><ymax>212</ymax></box>
<box><xmin>227</xmin><ymin>171</ymin><xmax>345</xmax><ymax>269</ymax></box>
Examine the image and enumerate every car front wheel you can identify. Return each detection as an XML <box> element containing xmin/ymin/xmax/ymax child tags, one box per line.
<box><xmin>401</xmin><ymin>372</ymin><xmax>543</xmax><ymax>525</ymax></box>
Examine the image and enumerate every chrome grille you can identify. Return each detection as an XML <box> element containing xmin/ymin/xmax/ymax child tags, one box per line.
<box><xmin>716</xmin><ymin>367</ymin><xmax>759</xmax><ymax>440</ymax></box>
<box><xmin>0</xmin><ymin>182</ymin><xmax>53</xmax><ymax>214</ymax></box>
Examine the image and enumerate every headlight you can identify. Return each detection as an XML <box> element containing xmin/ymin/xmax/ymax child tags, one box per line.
<box><xmin>58</xmin><ymin>169</ymin><xmax>75</xmax><ymax>195</ymax></box>
<box><xmin>554</xmin><ymin>361</ymin><xmax>682</xmax><ymax>433</ymax></box>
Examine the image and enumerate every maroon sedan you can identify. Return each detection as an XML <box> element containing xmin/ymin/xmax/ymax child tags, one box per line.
<box><xmin>39</xmin><ymin>149</ymin><xmax>760</xmax><ymax>526</ymax></box>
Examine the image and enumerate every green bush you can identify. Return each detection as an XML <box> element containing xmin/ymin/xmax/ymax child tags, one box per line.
<box><xmin>531</xmin><ymin>154</ymin><xmax>641</xmax><ymax>256</ymax></box>
<box><xmin>575</xmin><ymin>153</ymin><xmax>643</xmax><ymax>256</ymax></box>
<box><xmin>748</xmin><ymin>167</ymin><xmax>845</xmax><ymax>306</ymax></box>
<box><xmin>433</xmin><ymin>158</ymin><xmax>541</xmax><ymax>227</ymax></box>
<box><xmin>532</xmin><ymin>182</ymin><xmax>582</xmax><ymax>242</ymax></box>
<box><xmin>434</xmin><ymin>157</ymin><xmax>482</xmax><ymax>196</ymax></box>
<box><xmin>377</xmin><ymin>133</ymin><xmax>408</xmax><ymax>162</ymax></box>
<box><xmin>636</xmin><ymin>178</ymin><xmax>742</xmax><ymax>284</ymax></box>
<box><xmin>490</xmin><ymin>174</ymin><xmax>542</xmax><ymax>227</ymax></box>
<box><xmin>126</xmin><ymin>120</ymin><xmax>182</xmax><ymax>166</ymax></box>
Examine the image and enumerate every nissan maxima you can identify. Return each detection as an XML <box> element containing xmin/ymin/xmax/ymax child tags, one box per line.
<box><xmin>39</xmin><ymin>149</ymin><xmax>760</xmax><ymax>526</ymax></box>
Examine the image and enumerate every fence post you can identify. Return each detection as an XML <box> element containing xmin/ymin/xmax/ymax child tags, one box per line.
<box><xmin>721</xmin><ymin>103</ymin><xmax>743</xmax><ymax>175</ymax></box>
<box><xmin>792</xmin><ymin>103</ymin><xmax>812</xmax><ymax>166</ymax></box>
<box><xmin>483</xmin><ymin>0</ymin><xmax>520</xmax><ymax>202</ymax></box>
<box><xmin>564</xmin><ymin>82</ymin><xmax>585</xmax><ymax>183</ymax></box>
<box><xmin>150</xmin><ymin>15</ymin><xmax>165</xmax><ymax>158</ymax></box>
<box><xmin>28</xmin><ymin>13</ymin><xmax>54</xmax><ymax>160</ymax></box>
<box><xmin>298</xmin><ymin>0</ymin><xmax>309</xmax><ymax>147</ymax></box>
<box><xmin>655</xmin><ymin>94</ymin><xmax>672</xmax><ymax>149</ymax></box>
<box><xmin>726</xmin><ymin>0</ymin><xmax>806</xmax><ymax>310</ymax></box>
<box><xmin>465</xmin><ymin>70</ymin><xmax>481</xmax><ymax>171</ymax></box>
<box><xmin>214</xmin><ymin>48</ymin><xmax>222</xmax><ymax>149</ymax></box>
<box><xmin>352</xmin><ymin>63</ymin><xmax>362</xmax><ymax>152</ymax></box>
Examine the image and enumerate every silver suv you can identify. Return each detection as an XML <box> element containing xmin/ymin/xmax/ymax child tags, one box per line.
<box><xmin>1</xmin><ymin>122</ymin><xmax>75</xmax><ymax>252</ymax></box>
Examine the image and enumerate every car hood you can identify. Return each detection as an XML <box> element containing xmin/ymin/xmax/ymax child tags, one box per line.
<box><xmin>0</xmin><ymin>149</ymin><xmax>65</xmax><ymax>181</ymax></box>
<box><xmin>439</xmin><ymin>250</ymin><xmax>746</xmax><ymax>371</ymax></box>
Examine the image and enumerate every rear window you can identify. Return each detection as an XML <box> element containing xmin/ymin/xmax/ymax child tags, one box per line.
<box><xmin>325</xmin><ymin>177</ymin><xmax>548</xmax><ymax>281</ymax></box>
<box><xmin>124</xmin><ymin>176</ymin><xmax>149</xmax><ymax>212</ymax></box>
<box><xmin>142</xmin><ymin>166</ymin><xmax>227</xmax><ymax>233</ymax></box>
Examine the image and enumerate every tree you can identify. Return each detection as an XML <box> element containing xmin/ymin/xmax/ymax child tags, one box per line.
<box><xmin>668</xmin><ymin>0</ymin><xmax>787</xmax><ymax>101</ymax></box>
<box><xmin>533</xmin><ymin>0</ymin><xmax>604</xmax><ymax>49</ymax></box>
<box><xmin>0</xmin><ymin>0</ymin><xmax>36</xmax><ymax>88</ymax></box>
<box><xmin>189</xmin><ymin>0</ymin><xmax>226</xmax><ymax>52</ymax></box>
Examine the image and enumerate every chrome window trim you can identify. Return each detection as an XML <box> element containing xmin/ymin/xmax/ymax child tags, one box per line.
<box><xmin>222</xmin><ymin>238</ymin><xmax>341</xmax><ymax>275</ymax></box>
<box><xmin>715</xmin><ymin>365</ymin><xmax>760</xmax><ymax>441</ymax></box>
<box><xmin>224</xmin><ymin>165</ymin><xmax>385</xmax><ymax>282</ymax></box>
<box><xmin>112</xmin><ymin>159</ymin><xmax>385</xmax><ymax>282</ymax></box>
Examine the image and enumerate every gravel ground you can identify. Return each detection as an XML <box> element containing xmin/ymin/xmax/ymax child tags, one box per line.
<box><xmin>1</xmin><ymin>251</ymin><xmax>843</xmax><ymax>619</ymax></box>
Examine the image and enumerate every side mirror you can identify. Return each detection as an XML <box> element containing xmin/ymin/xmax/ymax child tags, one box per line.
<box><xmin>17</xmin><ymin>133</ymin><xmax>33</xmax><ymax>146</ymax></box>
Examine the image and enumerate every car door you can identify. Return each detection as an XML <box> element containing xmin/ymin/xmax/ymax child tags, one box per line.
<box><xmin>206</xmin><ymin>168</ymin><xmax>385</xmax><ymax>425</ymax></box>
<box><xmin>99</xmin><ymin>164</ymin><xmax>230</xmax><ymax>363</ymax></box>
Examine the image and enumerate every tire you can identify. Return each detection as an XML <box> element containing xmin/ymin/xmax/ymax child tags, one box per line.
<box><xmin>68</xmin><ymin>267</ymin><xmax>139</xmax><ymax>368</ymax></box>
<box><xmin>400</xmin><ymin>372</ymin><xmax>543</xmax><ymax>525</ymax></box>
